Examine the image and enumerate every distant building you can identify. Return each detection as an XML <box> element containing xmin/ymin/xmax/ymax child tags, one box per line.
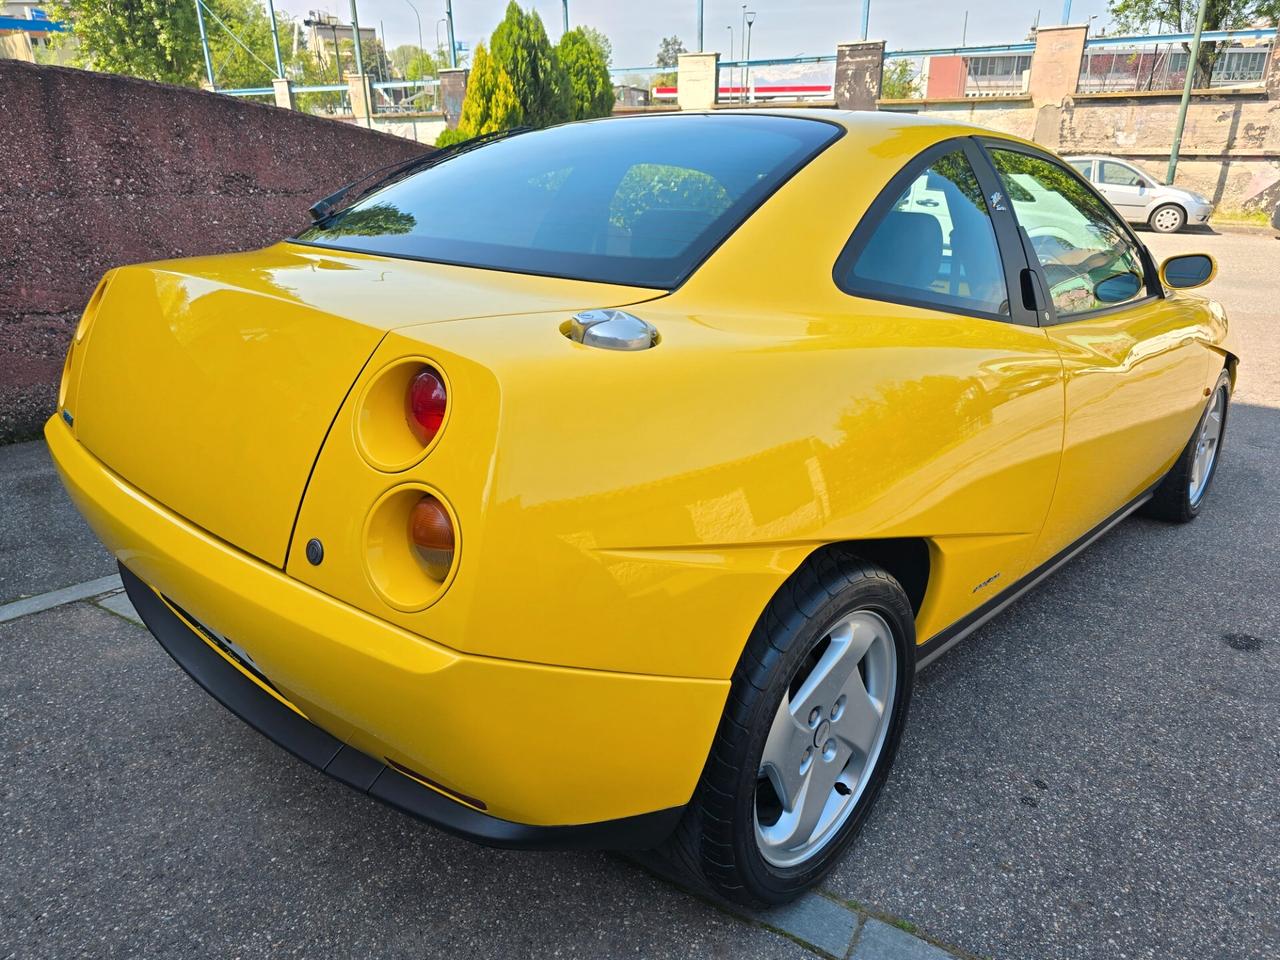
<box><xmin>303</xmin><ymin>10</ymin><xmax>376</xmax><ymax>74</ymax></box>
<box><xmin>614</xmin><ymin>84</ymin><xmax>651</xmax><ymax>107</ymax></box>
<box><xmin>1</xmin><ymin>2</ymin><xmax>60</xmax><ymax>61</ymax></box>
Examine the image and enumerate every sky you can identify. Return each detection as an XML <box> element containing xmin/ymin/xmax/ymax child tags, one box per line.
<box><xmin>279</xmin><ymin>0</ymin><xmax>1119</xmax><ymax>70</ymax></box>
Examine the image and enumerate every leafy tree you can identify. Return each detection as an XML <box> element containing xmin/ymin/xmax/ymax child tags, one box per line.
<box><xmin>438</xmin><ymin>42</ymin><xmax>523</xmax><ymax>145</ymax></box>
<box><xmin>579</xmin><ymin>25</ymin><xmax>612</xmax><ymax>66</ymax></box>
<box><xmin>204</xmin><ymin>0</ymin><xmax>287</xmax><ymax>89</ymax></box>
<box><xmin>1108</xmin><ymin>0</ymin><xmax>1280</xmax><ymax>85</ymax></box>
<box><xmin>880</xmin><ymin>58</ymin><xmax>919</xmax><ymax>99</ymax></box>
<box><xmin>46</xmin><ymin>0</ymin><xmax>203</xmax><ymax>84</ymax></box>
<box><xmin>655</xmin><ymin>34</ymin><xmax>686</xmax><ymax>68</ymax></box>
<box><xmin>390</xmin><ymin>42</ymin><xmax>443</xmax><ymax>80</ymax></box>
<box><xmin>314</xmin><ymin>203</ymin><xmax>417</xmax><ymax>238</ymax></box>
<box><xmin>557</xmin><ymin>27</ymin><xmax>614</xmax><ymax>119</ymax></box>
<box><xmin>490</xmin><ymin>1</ymin><xmax>571</xmax><ymax>126</ymax></box>
<box><xmin>654</xmin><ymin>34</ymin><xmax>685</xmax><ymax>87</ymax></box>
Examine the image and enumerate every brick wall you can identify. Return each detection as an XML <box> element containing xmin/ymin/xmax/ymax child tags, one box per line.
<box><xmin>0</xmin><ymin>61</ymin><xmax>424</xmax><ymax>443</ymax></box>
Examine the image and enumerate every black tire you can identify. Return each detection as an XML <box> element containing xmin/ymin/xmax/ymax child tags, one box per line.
<box><xmin>1149</xmin><ymin>203</ymin><xmax>1187</xmax><ymax>234</ymax></box>
<box><xmin>1142</xmin><ymin>369</ymin><xmax>1231</xmax><ymax>523</ymax></box>
<box><xmin>649</xmin><ymin>548</ymin><xmax>915</xmax><ymax>907</ymax></box>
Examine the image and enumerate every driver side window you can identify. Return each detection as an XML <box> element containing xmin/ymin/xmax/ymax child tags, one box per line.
<box><xmin>988</xmin><ymin>148</ymin><xmax>1147</xmax><ymax>318</ymax></box>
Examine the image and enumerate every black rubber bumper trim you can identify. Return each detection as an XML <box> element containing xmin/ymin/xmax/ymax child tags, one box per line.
<box><xmin>120</xmin><ymin>562</ymin><xmax>682</xmax><ymax>851</ymax></box>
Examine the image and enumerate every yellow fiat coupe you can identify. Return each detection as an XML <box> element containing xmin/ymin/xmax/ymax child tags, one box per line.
<box><xmin>48</xmin><ymin>111</ymin><xmax>1234</xmax><ymax>906</ymax></box>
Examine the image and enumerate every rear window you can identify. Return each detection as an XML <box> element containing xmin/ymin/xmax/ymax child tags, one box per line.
<box><xmin>293</xmin><ymin>115</ymin><xmax>841</xmax><ymax>289</ymax></box>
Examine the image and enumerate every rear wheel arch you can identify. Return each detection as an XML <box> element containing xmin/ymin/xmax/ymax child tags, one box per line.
<box><xmin>808</xmin><ymin>538</ymin><xmax>931</xmax><ymax>617</ymax></box>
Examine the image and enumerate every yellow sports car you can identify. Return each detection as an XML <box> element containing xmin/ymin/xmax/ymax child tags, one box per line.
<box><xmin>48</xmin><ymin>111</ymin><xmax>1234</xmax><ymax>906</ymax></box>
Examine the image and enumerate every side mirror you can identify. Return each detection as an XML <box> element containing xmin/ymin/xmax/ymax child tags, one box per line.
<box><xmin>1160</xmin><ymin>254</ymin><xmax>1216</xmax><ymax>290</ymax></box>
<box><xmin>1094</xmin><ymin>271</ymin><xmax>1143</xmax><ymax>303</ymax></box>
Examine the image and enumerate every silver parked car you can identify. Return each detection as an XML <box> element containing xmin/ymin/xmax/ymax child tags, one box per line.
<box><xmin>1065</xmin><ymin>155</ymin><xmax>1214</xmax><ymax>233</ymax></box>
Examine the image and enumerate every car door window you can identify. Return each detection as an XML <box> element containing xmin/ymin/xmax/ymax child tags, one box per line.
<box><xmin>988</xmin><ymin>148</ymin><xmax>1148</xmax><ymax>318</ymax></box>
<box><xmin>1099</xmin><ymin>162</ymin><xmax>1144</xmax><ymax>187</ymax></box>
<box><xmin>838</xmin><ymin>148</ymin><xmax>1010</xmax><ymax>317</ymax></box>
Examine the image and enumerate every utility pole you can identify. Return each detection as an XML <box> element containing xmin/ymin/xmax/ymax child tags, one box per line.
<box><xmin>1061</xmin><ymin>0</ymin><xmax>1072</xmax><ymax>24</ymax></box>
<box><xmin>445</xmin><ymin>0</ymin><xmax>457</xmax><ymax>67</ymax></box>
<box><xmin>740</xmin><ymin>5</ymin><xmax>747</xmax><ymax>102</ymax></box>
<box><xmin>349</xmin><ymin>0</ymin><xmax>372</xmax><ymax>127</ymax></box>
<box><xmin>265</xmin><ymin>0</ymin><xmax>285</xmax><ymax>77</ymax></box>
<box><xmin>562</xmin><ymin>0</ymin><xmax>569</xmax><ymax>35</ymax></box>
<box><xmin>1167</xmin><ymin>0</ymin><xmax>1209</xmax><ymax>183</ymax></box>
<box><xmin>193</xmin><ymin>0</ymin><xmax>216</xmax><ymax>89</ymax></box>
<box><xmin>860</xmin><ymin>0</ymin><xmax>870</xmax><ymax>41</ymax></box>
<box><xmin>697</xmin><ymin>0</ymin><xmax>704</xmax><ymax>52</ymax></box>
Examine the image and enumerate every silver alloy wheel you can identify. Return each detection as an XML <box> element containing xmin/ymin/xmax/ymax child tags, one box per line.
<box><xmin>1189</xmin><ymin>386</ymin><xmax>1225</xmax><ymax>506</ymax></box>
<box><xmin>754</xmin><ymin>610</ymin><xmax>897</xmax><ymax>868</ymax></box>
<box><xmin>1152</xmin><ymin>205</ymin><xmax>1185</xmax><ymax>233</ymax></box>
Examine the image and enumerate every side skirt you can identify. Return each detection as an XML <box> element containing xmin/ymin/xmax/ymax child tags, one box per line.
<box><xmin>915</xmin><ymin>483</ymin><xmax>1157</xmax><ymax>670</ymax></box>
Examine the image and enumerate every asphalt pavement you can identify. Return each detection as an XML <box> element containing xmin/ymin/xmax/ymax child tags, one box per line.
<box><xmin>1</xmin><ymin>226</ymin><xmax>1276</xmax><ymax>960</ymax></box>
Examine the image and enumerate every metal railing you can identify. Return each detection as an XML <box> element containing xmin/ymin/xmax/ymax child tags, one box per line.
<box><xmin>1078</xmin><ymin>40</ymin><xmax>1273</xmax><ymax>93</ymax></box>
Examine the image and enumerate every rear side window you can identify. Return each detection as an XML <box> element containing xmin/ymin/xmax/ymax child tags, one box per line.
<box><xmin>837</xmin><ymin>148</ymin><xmax>1010</xmax><ymax>318</ymax></box>
<box><xmin>1068</xmin><ymin>159</ymin><xmax>1094</xmax><ymax>178</ymax></box>
<box><xmin>988</xmin><ymin>148</ymin><xmax>1148</xmax><ymax>318</ymax></box>
<box><xmin>294</xmin><ymin>115</ymin><xmax>841</xmax><ymax>289</ymax></box>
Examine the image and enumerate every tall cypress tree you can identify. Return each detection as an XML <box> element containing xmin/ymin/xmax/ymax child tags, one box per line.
<box><xmin>489</xmin><ymin>2</ymin><xmax>571</xmax><ymax>127</ymax></box>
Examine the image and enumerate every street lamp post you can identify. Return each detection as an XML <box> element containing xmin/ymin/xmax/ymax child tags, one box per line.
<box><xmin>725</xmin><ymin>25</ymin><xmax>733</xmax><ymax>103</ymax></box>
<box><xmin>744</xmin><ymin>11</ymin><xmax>755</xmax><ymax>104</ymax></box>
<box><xmin>739</xmin><ymin>5</ymin><xmax>746</xmax><ymax>103</ymax></box>
<box><xmin>405</xmin><ymin>0</ymin><xmax>424</xmax><ymax>72</ymax></box>
<box><xmin>562</xmin><ymin>0</ymin><xmax>569</xmax><ymax>35</ymax></box>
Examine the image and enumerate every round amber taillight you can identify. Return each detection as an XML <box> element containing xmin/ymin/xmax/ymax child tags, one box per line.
<box><xmin>409</xmin><ymin>494</ymin><xmax>455</xmax><ymax>581</ymax></box>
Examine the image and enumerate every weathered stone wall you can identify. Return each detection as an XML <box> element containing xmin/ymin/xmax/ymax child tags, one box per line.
<box><xmin>899</xmin><ymin>89</ymin><xmax>1280</xmax><ymax>211</ymax></box>
<box><xmin>0</xmin><ymin>60</ymin><xmax>423</xmax><ymax>443</ymax></box>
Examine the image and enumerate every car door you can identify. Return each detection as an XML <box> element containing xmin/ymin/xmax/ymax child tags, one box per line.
<box><xmin>831</xmin><ymin>138</ymin><xmax>1066</xmax><ymax>636</ymax></box>
<box><xmin>1096</xmin><ymin>160</ymin><xmax>1151</xmax><ymax>221</ymax></box>
<box><xmin>979</xmin><ymin>142</ymin><xmax>1212</xmax><ymax>564</ymax></box>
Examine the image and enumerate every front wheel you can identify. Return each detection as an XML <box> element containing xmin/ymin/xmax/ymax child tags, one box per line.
<box><xmin>654</xmin><ymin>550</ymin><xmax>915</xmax><ymax>907</ymax></box>
<box><xmin>1143</xmin><ymin>370</ymin><xmax>1231</xmax><ymax>522</ymax></box>
<box><xmin>1149</xmin><ymin>203</ymin><xmax>1187</xmax><ymax>234</ymax></box>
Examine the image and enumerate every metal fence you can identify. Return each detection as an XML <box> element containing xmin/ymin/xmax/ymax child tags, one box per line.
<box><xmin>713</xmin><ymin>56</ymin><xmax>836</xmax><ymax>105</ymax></box>
<box><xmin>1077</xmin><ymin>41</ymin><xmax>1273</xmax><ymax>93</ymax></box>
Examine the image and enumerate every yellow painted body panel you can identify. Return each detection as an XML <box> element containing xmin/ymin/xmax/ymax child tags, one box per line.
<box><xmin>45</xmin><ymin>417</ymin><xmax>726</xmax><ymax>825</ymax></box>
<box><xmin>49</xmin><ymin>111</ymin><xmax>1235</xmax><ymax>825</ymax></box>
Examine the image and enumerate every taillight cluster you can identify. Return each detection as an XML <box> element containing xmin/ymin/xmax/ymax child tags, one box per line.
<box><xmin>354</xmin><ymin>360</ymin><xmax>459</xmax><ymax>609</ymax></box>
<box><xmin>404</xmin><ymin>366</ymin><xmax>455</xmax><ymax>582</ymax></box>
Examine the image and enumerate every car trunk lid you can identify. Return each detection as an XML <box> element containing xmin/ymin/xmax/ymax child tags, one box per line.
<box><xmin>72</xmin><ymin>243</ymin><xmax>659</xmax><ymax>568</ymax></box>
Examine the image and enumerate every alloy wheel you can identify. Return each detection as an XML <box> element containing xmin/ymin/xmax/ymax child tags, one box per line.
<box><xmin>1189</xmin><ymin>386</ymin><xmax>1225</xmax><ymax>506</ymax></box>
<box><xmin>754</xmin><ymin>610</ymin><xmax>898</xmax><ymax>868</ymax></box>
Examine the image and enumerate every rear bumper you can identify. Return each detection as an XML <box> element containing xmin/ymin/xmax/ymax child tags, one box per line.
<box><xmin>120</xmin><ymin>563</ymin><xmax>680</xmax><ymax>849</ymax></box>
<box><xmin>46</xmin><ymin>416</ymin><xmax>727</xmax><ymax>841</ymax></box>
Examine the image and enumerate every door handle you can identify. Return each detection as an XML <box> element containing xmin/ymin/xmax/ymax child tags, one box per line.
<box><xmin>1020</xmin><ymin>268</ymin><xmax>1052</xmax><ymax>324</ymax></box>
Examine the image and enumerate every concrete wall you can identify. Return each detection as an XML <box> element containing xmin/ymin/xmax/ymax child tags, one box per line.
<box><xmin>893</xmin><ymin>89</ymin><xmax>1280</xmax><ymax>211</ymax></box>
<box><xmin>0</xmin><ymin>60</ymin><xmax>424</xmax><ymax>443</ymax></box>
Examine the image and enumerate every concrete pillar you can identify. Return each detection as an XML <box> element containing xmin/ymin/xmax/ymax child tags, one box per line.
<box><xmin>346</xmin><ymin>72</ymin><xmax>374</xmax><ymax>126</ymax></box>
<box><xmin>1265</xmin><ymin>27</ymin><xmax>1280</xmax><ymax>100</ymax></box>
<box><xmin>438</xmin><ymin>67</ymin><xmax>470</xmax><ymax>128</ymax></box>
<box><xmin>272</xmin><ymin>77</ymin><xmax>295</xmax><ymax>110</ymax></box>
<box><xmin>834</xmin><ymin>40</ymin><xmax>885</xmax><ymax>110</ymax></box>
<box><xmin>1028</xmin><ymin>24</ymin><xmax>1087</xmax><ymax>107</ymax></box>
<box><xmin>676</xmin><ymin>52</ymin><xmax>720</xmax><ymax>110</ymax></box>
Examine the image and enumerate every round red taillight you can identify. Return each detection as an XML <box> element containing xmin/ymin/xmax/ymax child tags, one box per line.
<box><xmin>406</xmin><ymin>367</ymin><xmax>447</xmax><ymax>445</ymax></box>
<box><xmin>409</xmin><ymin>494</ymin><xmax>455</xmax><ymax>581</ymax></box>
